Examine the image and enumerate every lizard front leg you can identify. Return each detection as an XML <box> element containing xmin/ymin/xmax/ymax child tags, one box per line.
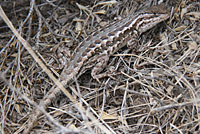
<box><xmin>91</xmin><ymin>54</ymin><xmax>110</xmax><ymax>82</ymax></box>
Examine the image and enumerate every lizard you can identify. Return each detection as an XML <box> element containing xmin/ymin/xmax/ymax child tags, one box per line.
<box><xmin>24</xmin><ymin>4</ymin><xmax>170</xmax><ymax>133</ymax></box>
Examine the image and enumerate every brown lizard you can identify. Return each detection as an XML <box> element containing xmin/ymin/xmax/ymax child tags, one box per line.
<box><xmin>24</xmin><ymin>4</ymin><xmax>170</xmax><ymax>133</ymax></box>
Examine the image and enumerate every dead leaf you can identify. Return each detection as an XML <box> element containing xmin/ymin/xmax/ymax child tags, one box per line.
<box><xmin>100</xmin><ymin>111</ymin><xmax>118</xmax><ymax>120</ymax></box>
<box><xmin>174</xmin><ymin>25</ymin><xmax>187</xmax><ymax>32</ymax></box>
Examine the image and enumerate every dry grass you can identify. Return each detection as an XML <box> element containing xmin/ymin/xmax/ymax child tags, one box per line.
<box><xmin>0</xmin><ymin>0</ymin><xmax>200</xmax><ymax>134</ymax></box>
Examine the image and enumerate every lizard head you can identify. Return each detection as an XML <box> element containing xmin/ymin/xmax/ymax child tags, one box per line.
<box><xmin>135</xmin><ymin>4</ymin><xmax>170</xmax><ymax>33</ymax></box>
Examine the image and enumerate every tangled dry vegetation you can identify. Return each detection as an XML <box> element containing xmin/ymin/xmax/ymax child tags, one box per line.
<box><xmin>0</xmin><ymin>0</ymin><xmax>200</xmax><ymax>133</ymax></box>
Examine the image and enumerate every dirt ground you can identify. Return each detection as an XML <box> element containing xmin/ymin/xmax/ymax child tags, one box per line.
<box><xmin>0</xmin><ymin>0</ymin><xmax>200</xmax><ymax>133</ymax></box>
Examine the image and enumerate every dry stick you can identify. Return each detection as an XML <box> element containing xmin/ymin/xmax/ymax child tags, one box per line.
<box><xmin>151</xmin><ymin>100</ymin><xmax>200</xmax><ymax>112</ymax></box>
<box><xmin>0</xmin><ymin>6</ymin><xmax>114</xmax><ymax>134</ymax></box>
<box><xmin>0</xmin><ymin>73</ymin><xmax>87</xmax><ymax>134</ymax></box>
